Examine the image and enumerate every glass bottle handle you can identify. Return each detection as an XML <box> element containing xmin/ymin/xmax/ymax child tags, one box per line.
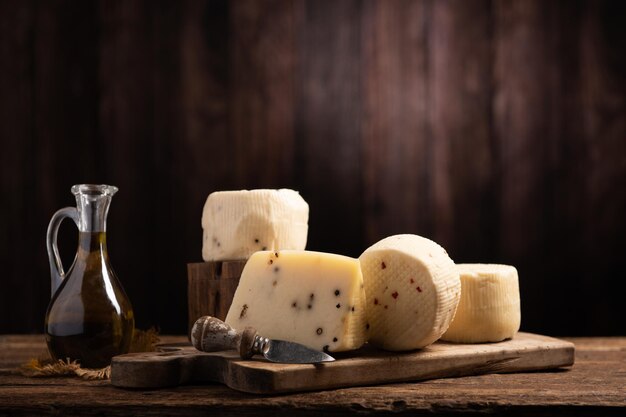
<box><xmin>46</xmin><ymin>207</ymin><xmax>79</xmax><ymax>297</ymax></box>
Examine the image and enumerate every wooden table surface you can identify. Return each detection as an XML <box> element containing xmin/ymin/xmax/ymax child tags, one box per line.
<box><xmin>0</xmin><ymin>335</ymin><xmax>624</xmax><ymax>416</ymax></box>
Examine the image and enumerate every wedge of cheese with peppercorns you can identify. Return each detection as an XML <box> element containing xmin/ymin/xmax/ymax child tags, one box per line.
<box><xmin>441</xmin><ymin>264</ymin><xmax>521</xmax><ymax>343</ymax></box>
<box><xmin>359</xmin><ymin>234</ymin><xmax>461</xmax><ymax>351</ymax></box>
<box><xmin>224</xmin><ymin>250</ymin><xmax>368</xmax><ymax>352</ymax></box>
<box><xmin>201</xmin><ymin>189</ymin><xmax>309</xmax><ymax>261</ymax></box>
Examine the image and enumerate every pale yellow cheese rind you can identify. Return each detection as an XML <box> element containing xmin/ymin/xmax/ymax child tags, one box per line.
<box><xmin>202</xmin><ymin>189</ymin><xmax>309</xmax><ymax>261</ymax></box>
<box><xmin>441</xmin><ymin>264</ymin><xmax>521</xmax><ymax>343</ymax></box>
<box><xmin>359</xmin><ymin>234</ymin><xmax>461</xmax><ymax>351</ymax></box>
<box><xmin>225</xmin><ymin>250</ymin><xmax>367</xmax><ymax>352</ymax></box>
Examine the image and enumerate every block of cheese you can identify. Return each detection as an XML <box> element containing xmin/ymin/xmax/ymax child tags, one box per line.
<box><xmin>224</xmin><ymin>250</ymin><xmax>367</xmax><ymax>352</ymax></box>
<box><xmin>441</xmin><ymin>264</ymin><xmax>521</xmax><ymax>343</ymax></box>
<box><xmin>202</xmin><ymin>189</ymin><xmax>309</xmax><ymax>261</ymax></box>
<box><xmin>359</xmin><ymin>234</ymin><xmax>460</xmax><ymax>351</ymax></box>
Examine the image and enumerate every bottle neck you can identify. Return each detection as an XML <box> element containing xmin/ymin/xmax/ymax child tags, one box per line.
<box><xmin>71</xmin><ymin>184</ymin><xmax>117</xmax><ymax>233</ymax></box>
<box><xmin>75</xmin><ymin>193</ymin><xmax>112</xmax><ymax>233</ymax></box>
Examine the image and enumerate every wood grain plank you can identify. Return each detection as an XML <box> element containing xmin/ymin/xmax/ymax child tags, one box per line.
<box><xmin>0</xmin><ymin>0</ymin><xmax>100</xmax><ymax>333</ymax></box>
<box><xmin>179</xmin><ymin>0</ymin><xmax>232</xmax><ymax>268</ymax></box>
<box><xmin>144</xmin><ymin>0</ymin><xmax>188</xmax><ymax>333</ymax></box>
<box><xmin>34</xmin><ymin>0</ymin><xmax>101</xmax><ymax>324</ymax></box>
<box><xmin>361</xmin><ymin>0</ymin><xmax>431</xmax><ymax>244</ymax></box>
<box><xmin>98</xmin><ymin>0</ymin><xmax>186</xmax><ymax>332</ymax></box>
<box><xmin>0</xmin><ymin>0</ymin><xmax>624</xmax><ymax>339</ymax></box>
<box><xmin>493</xmin><ymin>0</ymin><xmax>559</xmax><ymax>334</ymax></box>
<box><xmin>0</xmin><ymin>0</ymin><xmax>36</xmax><ymax>334</ymax></box>
<box><xmin>294</xmin><ymin>0</ymin><xmax>364</xmax><ymax>257</ymax></box>
<box><xmin>230</xmin><ymin>0</ymin><xmax>296</xmax><ymax>188</ymax></box>
<box><xmin>429</xmin><ymin>0</ymin><xmax>495</xmax><ymax>259</ymax></box>
<box><xmin>492</xmin><ymin>0</ymin><xmax>625</xmax><ymax>336</ymax></box>
<box><xmin>575</xmin><ymin>0</ymin><xmax>626</xmax><ymax>335</ymax></box>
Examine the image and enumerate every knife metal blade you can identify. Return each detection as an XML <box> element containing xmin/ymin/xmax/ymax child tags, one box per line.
<box><xmin>191</xmin><ymin>316</ymin><xmax>335</xmax><ymax>364</ymax></box>
<box><xmin>255</xmin><ymin>336</ymin><xmax>334</xmax><ymax>364</ymax></box>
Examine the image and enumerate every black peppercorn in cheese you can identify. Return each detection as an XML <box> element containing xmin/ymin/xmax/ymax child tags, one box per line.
<box><xmin>224</xmin><ymin>250</ymin><xmax>367</xmax><ymax>352</ymax></box>
<box><xmin>359</xmin><ymin>234</ymin><xmax>461</xmax><ymax>351</ymax></box>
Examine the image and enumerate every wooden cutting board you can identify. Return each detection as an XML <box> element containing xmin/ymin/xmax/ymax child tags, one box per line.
<box><xmin>111</xmin><ymin>332</ymin><xmax>574</xmax><ymax>394</ymax></box>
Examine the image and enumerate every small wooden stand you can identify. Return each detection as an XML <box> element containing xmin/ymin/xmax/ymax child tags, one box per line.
<box><xmin>187</xmin><ymin>260</ymin><xmax>247</xmax><ymax>333</ymax></box>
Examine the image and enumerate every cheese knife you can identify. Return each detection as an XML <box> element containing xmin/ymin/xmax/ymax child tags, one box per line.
<box><xmin>191</xmin><ymin>316</ymin><xmax>335</xmax><ymax>364</ymax></box>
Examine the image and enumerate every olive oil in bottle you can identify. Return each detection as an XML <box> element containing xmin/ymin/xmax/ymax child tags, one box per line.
<box><xmin>45</xmin><ymin>185</ymin><xmax>134</xmax><ymax>368</ymax></box>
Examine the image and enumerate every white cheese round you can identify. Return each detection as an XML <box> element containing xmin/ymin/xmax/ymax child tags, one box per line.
<box><xmin>441</xmin><ymin>264</ymin><xmax>521</xmax><ymax>343</ymax></box>
<box><xmin>201</xmin><ymin>189</ymin><xmax>309</xmax><ymax>261</ymax></box>
<box><xmin>359</xmin><ymin>234</ymin><xmax>461</xmax><ymax>351</ymax></box>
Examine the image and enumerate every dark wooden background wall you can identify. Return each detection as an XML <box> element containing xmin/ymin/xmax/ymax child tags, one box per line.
<box><xmin>1</xmin><ymin>0</ymin><xmax>624</xmax><ymax>336</ymax></box>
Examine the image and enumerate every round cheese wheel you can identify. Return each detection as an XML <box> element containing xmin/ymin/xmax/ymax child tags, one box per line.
<box><xmin>359</xmin><ymin>234</ymin><xmax>460</xmax><ymax>351</ymax></box>
<box><xmin>441</xmin><ymin>264</ymin><xmax>521</xmax><ymax>343</ymax></box>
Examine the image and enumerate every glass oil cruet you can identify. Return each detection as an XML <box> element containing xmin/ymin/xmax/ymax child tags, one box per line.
<box><xmin>45</xmin><ymin>184</ymin><xmax>134</xmax><ymax>368</ymax></box>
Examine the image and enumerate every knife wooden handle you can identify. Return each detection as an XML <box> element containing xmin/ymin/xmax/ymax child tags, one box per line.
<box><xmin>191</xmin><ymin>315</ymin><xmax>259</xmax><ymax>359</ymax></box>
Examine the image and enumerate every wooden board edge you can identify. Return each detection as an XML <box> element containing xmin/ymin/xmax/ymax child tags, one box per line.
<box><xmin>224</xmin><ymin>333</ymin><xmax>576</xmax><ymax>394</ymax></box>
<box><xmin>110</xmin><ymin>333</ymin><xmax>577</xmax><ymax>393</ymax></box>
